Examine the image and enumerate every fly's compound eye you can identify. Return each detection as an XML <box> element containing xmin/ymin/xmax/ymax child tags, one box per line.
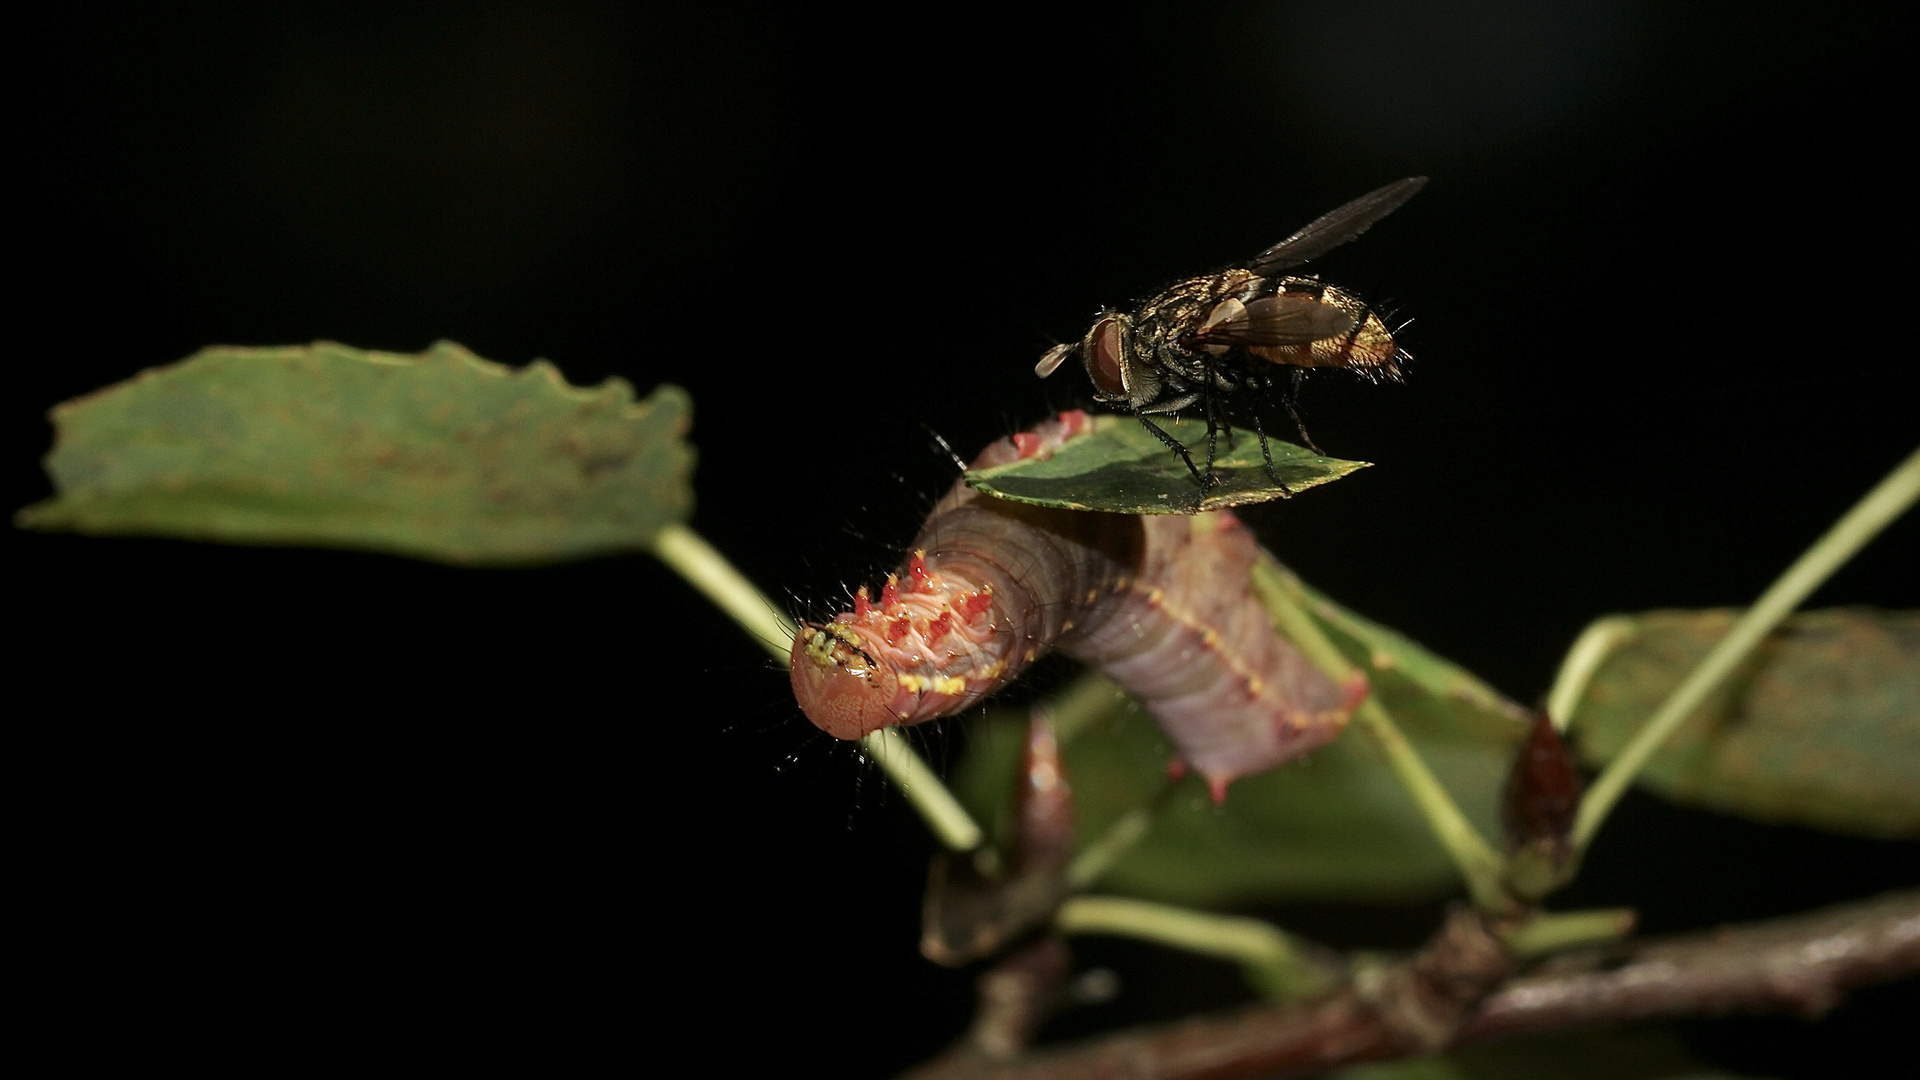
<box><xmin>1087</xmin><ymin>316</ymin><xmax>1129</xmax><ymax>399</ymax></box>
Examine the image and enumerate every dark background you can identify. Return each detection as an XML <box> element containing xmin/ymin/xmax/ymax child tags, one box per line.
<box><xmin>11</xmin><ymin>3</ymin><xmax>1917</xmax><ymax>1075</ymax></box>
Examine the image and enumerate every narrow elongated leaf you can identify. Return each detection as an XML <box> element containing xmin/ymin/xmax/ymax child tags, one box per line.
<box><xmin>965</xmin><ymin>413</ymin><xmax>1368</xmax><ymax>514</ymax></box>
<box><xmin>19</xmin><ymin>341</ymin><xmax>693</xmax><ymax>565</ymax></box>
<box><xmin>1570</xmin><ymin>608</ymin><xmax>1920</xmax><ymax>837</ymax></box>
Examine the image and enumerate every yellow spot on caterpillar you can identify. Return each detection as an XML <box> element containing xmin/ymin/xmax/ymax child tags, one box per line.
<box><xmin>1115</xmin><ymin>576</ymin><xmax>1131</xmax><ymax>590</ymax></box>
<box><xmin>1024</xmin><ymin>648</ymin><xmax>1037</xmax><ymax>663</ymax></box>
<box><xmin>931</xmin><ymin>675</ymin><xmax>966</xmax><ymax>695</ymax></box>
<box><xmin>1146</xmin><ymin>587</ymin><xmax>1165</xmax><ymax>605</ymax></box>
<box><xmin>897</xmin><ymin>674</ymin><xmax>928</xmax><ymax>692</ymax></box>
<box><xmin>1247</xmin><ymin>675</ymin><xmax>1267</xmax><ymax>698</ymax></box>
<box><xmin>1085</xmin><ymin>589</ymin><xmax>1098</xmax><ymax>604</ymax></box>
<box><xmin>1200</xmin><ymin>627</ymin><xmax>1220</xmax><ymax>648</ymax></box>
<box><xmin>1061</xmin><ymin>619</ymin><xmax>1074</xmax><ymax>633</ymax></box>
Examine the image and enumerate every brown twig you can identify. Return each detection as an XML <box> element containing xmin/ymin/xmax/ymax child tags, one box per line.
<box><xmin>903</xmin><ymin>890</ymin><xmax>1920</xmax><ymax>1080</ymax></box>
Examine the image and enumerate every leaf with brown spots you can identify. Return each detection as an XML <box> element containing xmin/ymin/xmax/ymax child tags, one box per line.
<box><xmin>18</xmin><ymin>341</ymin><xmax>692</xmax><ymax>565</ymax></box>
<box><xmin>1568</xmin><ymin>608</ymin><xmax>1920</xmax><ymax>837</ymax></box>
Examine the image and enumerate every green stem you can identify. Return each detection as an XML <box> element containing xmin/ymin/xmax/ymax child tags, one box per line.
<box><xmin>648</xmin><ymin>522</ymin><xmax>985</xmax><ymax>852</ymax></box>
<box><xmin>1544</xmin><ymin>615</ymin><xmax>1638</xmax><ymax>734</ymax></box>
<box><xmin>1252</xmin><ymin>560</ymin><xmax>1510</xmax><ymax>913</ymax></box>
<box><xmin>651</xmin><ymin>522</ymin><xmax>796</xmax><ymax>658</ymax></box>
<box><xmin>1499</xmin><ymin>907</ymin><xmax>1637</xmax><ymax>957</ymax></box>
<box><xmin>1353</xmin><ymin>700</ymin><xmax>1509</xmax><ymax>912</ymax></box>
<box><xmin>1046</xmin><ymin>671</ymin><xmax>1129</xmax><ymax>746</ymax></box>
<box><xmin>1571</xmin><ymin>446</ymin><xmax>1920</xmax><ymax>852</ymax></box>
<box><xmin>1055</xmin><ymin>895</ymin><xmax>1333</xmax><ymax>1000</ymax></box>
<box><xmin>1067</xmin><ymin>777</ymin><xmax>1179</xmax><ymax>889</ymax></box>
<box><xmin>860</xmin><ymin>728</ymin><xmax>984</xmax><ymax>851</ymax></box>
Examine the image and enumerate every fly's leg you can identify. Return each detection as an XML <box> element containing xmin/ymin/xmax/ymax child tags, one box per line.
<box><xmin>1201</xmin><ymin>364</ymin><xmax>1222</xmax><ymax>491</ymax></box>
<box><xmin>1250</xmin><ymin>408</ymin><xmax>1292</xmax><ymax>495</ymax></box>
<box><xmin>1284</xmin><ymin>368</ymin><xmax>1326</xmax><ymax>457</ymax></box>
<box><xmin>1134</xmin><ymin>410</ymin><xmax>1210</xmax><ymax>492</ymax></box>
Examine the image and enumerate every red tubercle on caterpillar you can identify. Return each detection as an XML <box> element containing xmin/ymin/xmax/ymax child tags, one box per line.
<box><xmin>956</xmin><ymin>585</ymin><xmax>994</xmax><ymax>621</ymax></box>
<box><xmin>1339</xmin><ymin>674</ymin><xmax>1371</xmax><ymax>712</ymax></box>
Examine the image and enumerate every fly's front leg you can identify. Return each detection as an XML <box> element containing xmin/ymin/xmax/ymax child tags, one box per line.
<box><xmin>1134</xmin><ymin>410</ymin><xmax>1210</xmax><ymax>492</ymax></box>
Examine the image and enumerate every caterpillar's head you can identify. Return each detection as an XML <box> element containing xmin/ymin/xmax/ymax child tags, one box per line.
<box><xmin>790</xmin><ymin>621</ymin><xmax>899</xmax><ymax>740</ymax></box>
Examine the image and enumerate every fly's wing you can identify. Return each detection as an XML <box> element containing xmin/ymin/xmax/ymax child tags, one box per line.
<box><xmin>1035</xmin><ymin>342</ymin><xmax>1074</xmax><ymax>377</ymax></box>
<box><xmin>1247</xmin><ymin>176</ymin><xmax>1427</xmax><ymax>274</ymax></box>
<box><xmin>1188</xmin><ymin>294</ymin><xmax>1354</xmax><ymax>347</ymax></box>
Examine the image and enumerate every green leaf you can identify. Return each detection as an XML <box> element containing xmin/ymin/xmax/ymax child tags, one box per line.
<box><xmin>1569</xmin><ymin>608</ymin><xmax>1920</xmax><ymax>838</ymax></box>
<box><xmin>953</xmin><ymin>568</ymin><xmax>1531</xmax><ymax>906</ymax></box>
<box><xmin>964</xmin><ymin>413</ymin><xmax>1368</xmax><ymax>514</ymax></box>
<box><xmin>18</xmin><ymin>341</ymin><xmax>693</xmax><ymax>566</ymax></box>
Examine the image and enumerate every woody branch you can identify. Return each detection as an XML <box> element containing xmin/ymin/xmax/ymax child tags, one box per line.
<box><xmin>904</xmin><ymin>889</ymin><xmax>1920</xmax><ymax>1080</ymax></box>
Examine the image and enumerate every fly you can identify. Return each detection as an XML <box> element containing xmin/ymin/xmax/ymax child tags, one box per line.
<box><xmin>1036</xmin><ymin>177</ymin><xmax>1426</xmax><ymax>491</ymax></box>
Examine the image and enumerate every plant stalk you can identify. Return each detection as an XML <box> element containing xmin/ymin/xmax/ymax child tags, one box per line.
<box><xmin>1571</xmin><ymin>445</ymin><xmax>1920</xmax><ymax>852</ymax></box>
<box><xmin>649</xmin><ymin>522</ymin><xmax>985</xmax><ymax>852</ymax></box>
<box><xmin>1252</xmin><ymin>559</ymin><xmax>1510</xmax><ymax>913</ymax></box>
<box><xmin>1055</xmin><ymin>895</ymin><xmax>1333</xmax><ymax>1000</ymax></box>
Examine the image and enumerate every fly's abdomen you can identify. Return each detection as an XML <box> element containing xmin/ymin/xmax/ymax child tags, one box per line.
<box><xmin>1246</xmin><ymin>280</ymin><xmax>1404</xmax><ymax>378</ymax></box>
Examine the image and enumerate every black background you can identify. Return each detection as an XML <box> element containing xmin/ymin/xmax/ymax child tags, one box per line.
<box><xmin>11</xmin><ymin>4</ymin><xmax>1917</xmax><ymax>1076</ymax></box>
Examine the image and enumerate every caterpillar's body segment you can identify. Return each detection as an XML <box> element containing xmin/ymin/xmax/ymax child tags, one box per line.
<box><xmin>789</xmin><ymin>411</ymin><xmax>1365</xmax><ymax>796</ymax></box>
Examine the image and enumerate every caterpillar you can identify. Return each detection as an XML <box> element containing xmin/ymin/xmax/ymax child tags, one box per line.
<box><xmin>789</xmin><ymin>411</ymin><xmax>1367</xmax><ymax>800</ymax></box>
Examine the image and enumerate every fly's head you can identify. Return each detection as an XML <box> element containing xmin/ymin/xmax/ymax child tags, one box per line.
<box><xmin>1033</xmin><ymin>311</ymin><xmax>1162</xmax><ymax>411</ymax></box>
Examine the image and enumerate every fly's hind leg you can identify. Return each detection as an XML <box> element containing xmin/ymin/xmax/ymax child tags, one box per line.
<box><xmin>1284</xmin><ymin>368</ymin><xmax>1326</xmax><ymax>457</ymax></box>
<box><xmin>1250</xmin><ymin>408</ymin><xmax>1293</xmax><ymax>496</ymax></box>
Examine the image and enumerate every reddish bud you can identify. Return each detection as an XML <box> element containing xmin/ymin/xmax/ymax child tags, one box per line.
<box><xmin>1503</xmin><ymin>713</ymin><xmax>1583</xmax><ymax>852</ymax></box>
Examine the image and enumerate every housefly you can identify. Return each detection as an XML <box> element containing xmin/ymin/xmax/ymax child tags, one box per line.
<box><xmin>1036</xmin><ymin>177</ymin><xmax>1426</xmax><ymax>491</ymax></box>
